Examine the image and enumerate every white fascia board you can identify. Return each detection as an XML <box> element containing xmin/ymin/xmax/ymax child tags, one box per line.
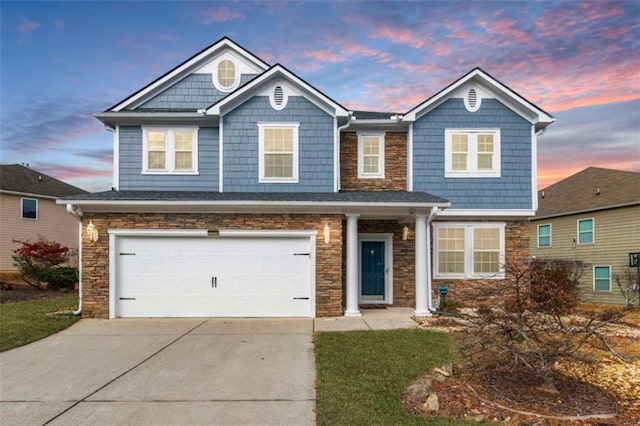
<box><xmin>437</xmin><ymin>209</ymin><xmax>536</xmax><ymax>217</ymax></box>
<box><xmin>403</xmin><ymin>69</ymin><xmax>554</xmax><ymax>126</ymax></box>
<box><xmin>108</xmin><ymin>228</ymin><xmax>208</xmax><ymax>237</ymax></box>
<box><xmin>110</xmin><ymin>39</ymin><xmax>268</xmax><ymax>112</ymax></box>
<box><xmin>207</xmin><ymin>65</ymin><xmax>349</xmax><ymax>118</ymax></box>
<box><xmin>2</xmin><ymin>190</ymin><xmax>58</xmax><ymax>200</ymax></box>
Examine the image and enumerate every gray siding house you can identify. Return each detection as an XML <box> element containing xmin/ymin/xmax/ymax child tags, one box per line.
<box><xmin>59</xmin><ymin>37</ymin><xmax>555</xmax><ymax>319</ymax></box>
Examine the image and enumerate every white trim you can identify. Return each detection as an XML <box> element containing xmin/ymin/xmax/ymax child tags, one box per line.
<box><xmin>407</xmin><ymin>123</ymin><xmax>413</xmax><ymax>191</ymax></box>
<box><xmin>141</xmin><ymin>126</ymin><xmax>199</xmax><ymax>174</ymax></box>
<box><xmin>593</xmin><ymin>265</ymin><xmax>612</xmax><ymax>292</ymax></box>
<box><xmin>219</xmin><ymin>116</ymin><xmax>224</xmax><ymax>192</ymax></box>
<box><xmin>258</xmin><ymin>122</ymin><xmax>300</xmax><ymax>183</ymax></box>
<box><xmin>212</xmin><ymin>56</ymin><xmax>240</xmax><ymax>92</ymax></box>
<box><xmin>345</xmin><ymin>213</ymin><xmax>361</xmax><ymax>316</ymax></box>
<box><xmin>268</xmin><ymin>84</ymin><xmax>289</xmax><ymax>111</ymax></box>
<box><xmin>577</xmin><ymin>217</ymin><xmax>595</xmax><ymax>245</ymax></box>
<box><xmin>433</xmin><ymin>222</ymin><xmax>506</xmax><ymax>279</ymax></box>
<box><xmin>21</xmin><ymin>197</ymin><xmax>38</xmax><ymax>220</ymax></box>
<box><xmin>218</xmin><ymin>229</ymin><xmax>318</xmax><ymax>237</ymax></box>
<box><xmin>108</xmin><ymin>232</ymin><xmax>116</xmax><ymax>319</ymax></box>
<box><xmin>111</xmin><ymin>38</ymin><xmax>268</xmax><ymax>112</ymax></box>
<box><xmin>113</xmin><ymin>125</ymin><xmax>120</xmax><ymax>190</ymax></box>
<box><xmin>444</xmin><ymin>129</ymin><xmax>501</xmax><ymax>178</ymax></box>
<box><xmin>463</xmin><ymin>85</ymin><xmax>482</xmax><ymax>112</ymax></box>
<box><xmin>357</xmin><ymin>132</ymin><xmax>385</xmax><ymax>179</ymax></box>
<box><xmin>437</xmin><ymin>209</ymin><xmax>535</xmax><ymax>217</ymax></box>
<box><xmin>108</xmin><ymin>228</ymin><xmax>209</xmax><ymax>237</ymax></box>
<box><xmin>1</xmin><ymin>190</ymin><xmax>56</xmax><ymax>200</ymax></box>
<box><xmin>358</xmin><ymin>233</ymin><xmax>394</xmax><ymax>305</ymax></box>
<box><xmin>333</xmin><ymin>117</ymin><xmax>339</xmax><ymax>192</ymax></box>
<box><xmin>531</xmin><ymin>126</ymin><xmax>537</xmax><ymax>211</ymax></box>
<box><xmin>537</xmin><ymin>223</ymin><xmax>552</xmax><ymax>248</ymax></box>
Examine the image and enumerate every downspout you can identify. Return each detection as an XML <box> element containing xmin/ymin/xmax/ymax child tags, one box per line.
<box><xmin>335</xmin><ymin>112</ymin><xmax>354</xmax><ymax>191</ymax></box>
<box><xmin>66</xmin><ymin>204</ymin><xmax>83</xmax><ymax>316</ymax></box>
<box><xmin>426</xmin><ymin>206</ymin><xmax>440</xmax><ymax>313</ymax></box>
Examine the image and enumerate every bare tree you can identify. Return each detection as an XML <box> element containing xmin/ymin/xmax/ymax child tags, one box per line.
<box><xmin>461</xmin><ymin>259</ymin><xmax>631</xmax><ymax>395</ymax></box>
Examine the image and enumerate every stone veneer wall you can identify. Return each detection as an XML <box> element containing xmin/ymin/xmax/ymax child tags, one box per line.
<box><xmin>340</xmin><ymin>132</ymin><xmax>407</xmax><ymax>191</ymax></box>
<box><xmin>433</xmin><ymin>221</ymin><xmax>531</xmax><ymax>305</ymax></box>
<box><xmin>80</xmin><ymin>213</ymin><xmax>343</xmax><ymax>318</ymax></box>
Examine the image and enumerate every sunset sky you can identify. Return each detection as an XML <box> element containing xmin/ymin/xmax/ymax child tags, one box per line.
<box><xmin>1</xmin><ymin>0</ymin><xmax>638</xmax><ymax>192</ymax></box>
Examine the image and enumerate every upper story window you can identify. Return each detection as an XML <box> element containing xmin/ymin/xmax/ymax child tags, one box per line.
<box><xmin>577</xmin><ymin>218</ymin><xmax>594</xmax><ymax>244</ymax></box>
<box><xmin>444</xmin><ymin>129</ymin><xmax>501</xmax><ymax>178</ymax></box>
<box><xmin>142</xmin><ymin>127</ymin><xmax>198</xmax><ymax>175</ymax></box>
<box><xmin>213</xmin><ymin>58</ymin><xmax>239</xmax><ymax>92</ymax></box>
<box><xmin>258</xmin><ymin>123</ymin><xmax>299</xmax><ymax>183</ymax></box>
<box><xmin>21</xmin><ymin>197</ymin><xmax>38</xmax><ymax>220</ymax></box>
<box><xmin>357</xmin><ymin>133</ymin><xmax>385</xmax><ymax>178</ymax></box>
<box><xmin>434</xmin><ymin>222</ymin><xmax>505</xmax><ymax>279</ymax></box>
<box><xmin>538</xmin><ymin>224</ymin><xmax>551</xmax><ymax>247</ymax></box>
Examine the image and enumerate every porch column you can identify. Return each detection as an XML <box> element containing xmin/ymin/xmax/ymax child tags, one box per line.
<box><xmin>414</xmin><ymin>214</ymin><xmax>431</xmax><ymax>317</ymax></box>
<box><xmin>344</xmin><ymin>213</ymin><xmax>361</xmax><ymax>317</ymax></box>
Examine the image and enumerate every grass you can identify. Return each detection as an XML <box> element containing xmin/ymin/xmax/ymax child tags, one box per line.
<box><xmin>315</xmin><ymin>329</ymin><xmax>471</xmax><ymax>425</ymax></box>
<box><xmin>0</xmin><ymin>295</ymin><xmax>79</xmax><ymax>352</ymax></box>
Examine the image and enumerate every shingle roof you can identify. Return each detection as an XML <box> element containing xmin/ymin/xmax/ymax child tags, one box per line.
<box><xmin>0</xmin><ymin>164</ymin><xmax>87</xmax><ymax>198</ymax></box>
<box><xmin>352</xmin><ymin>111</ymin><xmax>400</xmax><ymax>120</ymax></box>
<box><xmin>535</xmin><ymin>167</ymin><xmax>640</xmax><ymax>219</ymax></box>
<box><xmin>62</xmin><ymin>190</ymin><xmax>449</xmax><ymax>204</ymax></box>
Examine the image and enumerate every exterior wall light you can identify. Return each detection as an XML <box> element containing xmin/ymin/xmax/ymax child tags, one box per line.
<box><xmin>402</xmin><ymin>225</ymin><xmax>410</xmax><ymax>241</ymax></box>
<box><xmin>86</xmin><ymin>220</ymin><xmax>99</xmax><ymax>242</ymax></box>
<box><xmin>323</xmin><ymin>223</ymin><xmax>331</xmax><ymax>244</ymax></box>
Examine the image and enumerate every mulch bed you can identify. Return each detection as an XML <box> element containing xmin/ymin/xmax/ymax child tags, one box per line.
<box><xmin>0</xmin><ymin>282</ymin><xmax>73</xmax><ymax>304</ymax></box>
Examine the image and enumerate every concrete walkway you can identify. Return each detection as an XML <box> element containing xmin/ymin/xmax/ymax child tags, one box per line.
<box><xmin>0</xmin><ymin>309</ymin><xmax>417</xmax><ymax>426</ymax></box>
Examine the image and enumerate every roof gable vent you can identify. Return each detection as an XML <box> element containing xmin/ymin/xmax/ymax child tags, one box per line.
<box><xmin>269</xmin><ymin>84</ymin><xmax>288</xmax><ymax>110</ymax></box>
<box><xmin>464</xmin><ymin>86</ymin><xmax>482</xmax><ymax>112</ymax></box>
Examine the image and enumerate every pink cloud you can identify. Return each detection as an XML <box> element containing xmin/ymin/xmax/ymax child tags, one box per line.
<box><xmin>17</xmin><ymin>18</ymin><xmax>41</xmax><ymax>33</ymax></box>
<box><xmin>198</xmin><ymin>7</ymin><xmax>245</xmax><ymax>24</ymax></box>
<box><xmin>342</xmin><ymin>42</ymin><xmax>394</xmax><ymax>64</ymax></box>
<box><xmin>369</xmin><ymin>25</ymin><xmax>427</xmax><ymax>48</ymax></box>
<box><xmin>304</xmin><ymin>49</ymin><xmax>344</xmax><ymax>63</ymax></box>
<box><xmin>36</xmin><ymin>164</ymin><xmax>111</xmax><ymax>181</ymax></box>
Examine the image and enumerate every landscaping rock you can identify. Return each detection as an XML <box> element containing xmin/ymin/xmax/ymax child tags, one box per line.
<box><xmin>423</xmin><ymin>393</ymin><xmax>439</xmax><ymax>411</ymax></box>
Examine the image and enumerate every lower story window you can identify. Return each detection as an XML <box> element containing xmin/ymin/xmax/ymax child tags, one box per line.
<box><xmin>593</xmin><ymin>266</ymin><xmax>611</xmax><ymax>292</ymax></box>
<box><xmin>434</xmin><ymin>222</ymin><xmax>505</xmax><ymax>278</ymax></box>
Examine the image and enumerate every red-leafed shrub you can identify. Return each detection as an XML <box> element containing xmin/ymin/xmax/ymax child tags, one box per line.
<box><xmin>12</xmin><ymin>238</ymin><xmax>73</xmax><ymax>289</ymax></box>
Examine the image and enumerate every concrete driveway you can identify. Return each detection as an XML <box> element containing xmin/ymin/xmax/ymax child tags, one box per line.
<box><xmin>0</xmin><ymin>318</ymin><xmax>315</xmax><ymax>426</ymax></box>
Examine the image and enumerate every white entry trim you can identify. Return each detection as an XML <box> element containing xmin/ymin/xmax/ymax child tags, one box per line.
<box><xmin>358</xmin><ymin>233</ymin><xmax>393</xmax><ymax>305</ymax></box>
<box><xmin>108</xmin><ymin>228</ymin><xmax>316</xmax><ymax>319</ymax></box>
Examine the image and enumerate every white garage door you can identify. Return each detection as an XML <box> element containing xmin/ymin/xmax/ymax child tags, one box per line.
<box><xmin>114</xmin><ymin>235</ymin><xmax>313</xmax><ymax>318</ymax></box>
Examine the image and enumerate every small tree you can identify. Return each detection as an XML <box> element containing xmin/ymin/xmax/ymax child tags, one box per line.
<box><xmin>615</xmin><ymin>271</ymin><xmax>640</xmax><ymax>307</ymax></box>
<box><xmin>461</xmin><ymin>258</ymin><xmax>630</xmax><ymax>395</ymax></box>
<box><xmin>12</xmin><ymin>237</ymin><xmax>72</xmax><ymax>289</ymax></box>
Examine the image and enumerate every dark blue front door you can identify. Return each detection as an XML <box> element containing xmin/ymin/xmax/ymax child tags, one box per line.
<box><xmin>361</xmin><ymin>241</ymin><xmax>385</xmax><ymax>301</ymax></box>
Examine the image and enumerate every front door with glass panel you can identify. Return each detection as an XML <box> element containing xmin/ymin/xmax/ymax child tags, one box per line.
<box><xmin>360</xmin><ymin>241</ymin><xmax>386</xmax><ymax>302</ymax></box>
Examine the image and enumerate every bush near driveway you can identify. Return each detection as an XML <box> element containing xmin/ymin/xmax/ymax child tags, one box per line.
<box><xmin>315</xmin><ymin>329</ymin><xmax>471</xmax><ymax>425</ymax></box>
<box><xmin>0</xmin><ymin>295</ymin><xmax>79</xmax><ymax>352</ymax></box>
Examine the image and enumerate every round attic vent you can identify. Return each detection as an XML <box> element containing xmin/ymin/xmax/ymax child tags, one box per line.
<box><xmin>269</xmin><ymin>84</ymin><xmax>288</xmax><ymax>110</ymax></box>
<box><xmin>464</xmin><ymin>87</ymin><xmax>481</xmax><ymax>112</ymax></box>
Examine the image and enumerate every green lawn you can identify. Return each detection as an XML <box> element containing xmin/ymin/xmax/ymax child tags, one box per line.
<box><xmin>315</xmin><ymin>329</ymin><xmax>470</xmax><ymax>425</ymax></box>
<box><xmin>0</xmin><ymin>295</ymin><xmax>79</xmax><ymax>352</ymax></box>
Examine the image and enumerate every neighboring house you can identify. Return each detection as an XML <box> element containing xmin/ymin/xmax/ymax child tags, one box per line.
<box><xmin>58</xmin><ymin>37</ymin><xmax>554</xmax><ymax>319</ymax></box>
<box><xmin>531</xmin><ymin>167</ymin><xmax>640</xmax><ymax>305</ymax></box>
<box><xmin>0</xmin><ymin>164</ymin><xmax>87</xmax><ymax>273</ymax></box>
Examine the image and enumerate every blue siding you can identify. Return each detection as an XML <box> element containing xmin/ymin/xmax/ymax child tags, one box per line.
<box><xmin>118</xmin><ymin>126</ymin><xmax>219</xmax><ymax>191</ymax></box>
<box><xmin>223</xmin><ymin>96</ymin><xmax>334</xmax><ymax>192</ymax></box>
<box><xmin>136</xmin><ymin>74</ymin><xmax>256</xmax><ymax>111</ymax></box>
<box><xmin>413</xmin><ymin>98</ymin><xmax>532</xmax><ymax>209</ymax></box>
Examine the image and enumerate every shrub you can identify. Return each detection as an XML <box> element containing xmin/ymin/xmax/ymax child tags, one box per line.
<box><xmin>45</xmin><ymin>267</ymin><xmax>78</xmax><ymax>290</ymax></box>
<box><xmin>12</xmin><ymin>237</ymin><xmax>73</xmax><ymax>289</ymax></box>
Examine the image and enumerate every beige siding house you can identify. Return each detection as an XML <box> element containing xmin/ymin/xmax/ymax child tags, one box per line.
<box><xmin>531</xmin><ymin>167</ymin><xmax>640</xmax><ymax>305</ymax></box>
<box><xmin>0</xmin><ymin>164</ymin><xmax>86</xmax><ymax>272</ymax></box>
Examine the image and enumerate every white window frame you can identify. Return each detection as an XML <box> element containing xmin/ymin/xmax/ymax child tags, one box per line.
<box><xmin>213</xmin><ymin>57</ymin><xmax>239</xmax><ymax>92</ymax></box>
<box><xmin>444</xmin><ymin>129</ymin><xmax>501</xmax><ymax>178</ymax></box>
<box><xmin>258</xmin><ymin>122</ymin><xmax>299</xmax><ymax>183</ymax></box>
<box><xmin>577</xmin><ymin>218</ymin><xmax>594</xmax><ymax>245</ymax></box>
<box><xmin>21</xmin><ymin>197</ymin><xmax>38</xmax><ymax>220</ymax></box>
<box><xmin>142</xmin><ymin>127</ymin><xmax>199</xmax><ymax>175</ymax></box>
<box><xmin>593</xmin><ymin>265</ymin><xmax>611</xmax><ymax>292</ymax></box>
<box><xmin>537</xmin><ymin>224</ymin><xmax>552</xmax><ymax>248</ymax></box>
<box><xmin>433</xmin><ymin>222</ymin><xmax>506</xmax><ymax>279</ymax></box>
<box><xmin>357</xmin><ymin>132</ymin><xmax>385</xmax><ymax>178</ymax></box>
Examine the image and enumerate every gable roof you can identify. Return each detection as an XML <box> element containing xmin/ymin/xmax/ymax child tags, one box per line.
<box><xmin>0</xmin><ymin>164</ymin><xmax>87</xmax><ymax>198</ymax></box>
<box><xmin>108</xmin><ymin>37</ymin><xmax>269</xmax><ymax>112</ymax></box>
<box><xmin>403</xmin><ymin>67</ymin><xmax>555</xmax><ymax>131</ymax></box>
<box><xmin>205</xmin><ymin>63</ymin><xmax>350</xmax><ymax>118</ymax></box>
<box><xmin>534</xmin><ymin>167</ymin><xmax>640</xmax><ymax>219</ymax></box>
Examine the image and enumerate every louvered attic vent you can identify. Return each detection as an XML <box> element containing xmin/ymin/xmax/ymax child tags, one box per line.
<box><xmin>467</xmin><ymin>88</ymin><xmax>477</xmax><ymax>108</ymax></box>
<box><xmin>274</xmin><ymin>86</ymin><xmax>284</xmax><ymax>106</ymax></box>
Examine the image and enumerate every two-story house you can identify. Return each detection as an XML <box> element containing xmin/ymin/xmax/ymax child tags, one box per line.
<box><xmin>531</xmin><ymin>167</ymin><xmax>640</xmax><ymax>305</ymax></box>
<box><xmin>59</xmin><ymin>37</ymin><xmax>554</xmax><ymax>318</ymax></box>
<box><xmin>1</xmin><ymin>164</ymin><xmax>86</xmax><ymax>276</ymax></box>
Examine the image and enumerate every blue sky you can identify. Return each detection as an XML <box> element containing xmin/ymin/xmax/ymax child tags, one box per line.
<box><xmin>1</xmin><ymin>0</ymin><xmax>638</xmax><ymax>191</ymax></box>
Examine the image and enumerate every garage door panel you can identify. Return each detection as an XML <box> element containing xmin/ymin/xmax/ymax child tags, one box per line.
<box><xmin>115</xmin><ymin>236</ymin><xmax>313</xmax><ymax>318</ymax></box>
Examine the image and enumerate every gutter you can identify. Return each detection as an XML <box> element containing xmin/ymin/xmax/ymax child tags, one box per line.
<box><xmin>425</xmin><ymin>206</ymin><xmax>440</xmax><ymax>313</ymax></box>
<box><xmin>336</xmin><ymin>112</ymin><xmax>354</xmax><ymax>191</ymax></box>
<box><xmin>66</xmin><ymin>204</ymin><xmax>83</xmax><ymax>316</ymax></box>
